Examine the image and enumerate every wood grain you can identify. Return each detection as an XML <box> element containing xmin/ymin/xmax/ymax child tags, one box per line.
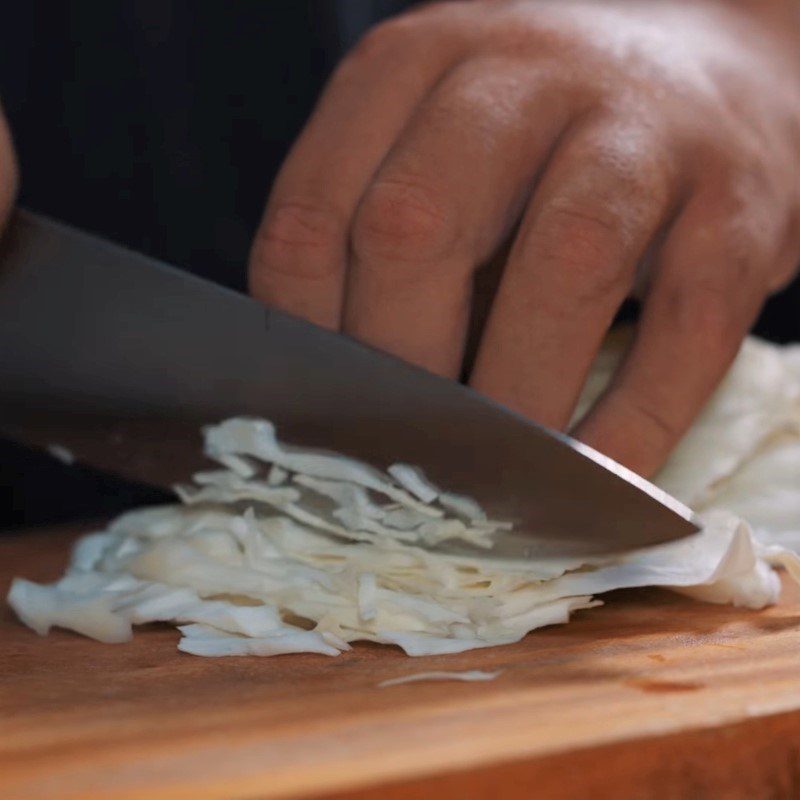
<box><xmin>3</xmin><ymin>524</ymin><xmax>800</xmax><ymax>800</ymax></box>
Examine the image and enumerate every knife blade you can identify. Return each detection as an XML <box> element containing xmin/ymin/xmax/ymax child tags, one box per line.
<box><xmin>0</xmin><ymin>210</ymin><xmax>698</xmax><ymax>557</ymax></box>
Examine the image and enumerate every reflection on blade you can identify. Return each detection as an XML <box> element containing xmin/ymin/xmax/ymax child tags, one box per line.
<box><xmin>0</xmin><ymin>210</ymin><xmax>698</xmax><ymax>557</ymax></box>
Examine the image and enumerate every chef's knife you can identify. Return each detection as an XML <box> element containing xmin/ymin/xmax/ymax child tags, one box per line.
<box><xmin>0</xmin><ymin>210</ymin><xmax>698</xmax><ymax>557</ymax></box>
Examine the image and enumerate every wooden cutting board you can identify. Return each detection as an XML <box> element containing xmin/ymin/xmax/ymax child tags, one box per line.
<box><xmin>4</xmin><ymin>524</ymin><xmax>800</xmax><ymax>800</ymax></box>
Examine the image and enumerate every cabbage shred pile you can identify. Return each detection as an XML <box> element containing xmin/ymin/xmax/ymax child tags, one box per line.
<box><xmin>9</xmin><ymin>336</ymin><xmax>800</xmax><ymax>657</ymax></box>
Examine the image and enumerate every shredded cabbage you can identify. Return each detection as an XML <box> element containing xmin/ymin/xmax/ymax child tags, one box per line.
<box><xmin>378</xmin><ymin>670</ymin><xmax>503</xmax><ymax>687</ymax></box>
<box><xmin>8</xmin><ymin>335</ymin><xmax>800</xmax><ymax>658</ymax></box>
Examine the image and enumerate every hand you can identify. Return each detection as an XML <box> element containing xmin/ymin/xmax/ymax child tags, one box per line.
<box><xmin>249</xmin><ymin>0</ymin><xmax>800</xmax><ymax>477</ymax></box>
<box><xmin>0</xmin><ymin>104</ymin><xmax>17</xmax><ymax>231</ymax></box>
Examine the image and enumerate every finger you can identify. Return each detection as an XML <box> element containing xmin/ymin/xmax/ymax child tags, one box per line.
<box><xmin>574</xmin><ymin>192</ymin><xmax>775</xmax><ymax>476</ymax></box>
<box><xmin>470</xmin><ymin>122</ymin><xmax>678</xmax><ymax>427</ymax></box>
<box><xmin>343</xmin><ymin>60</ymin><xmax>574</xmax><ymax>377</ymax></box>
<box><xmin>248</xmin><ymin>11</ymin><xmax>474</xmax><ymax>329</ymax></box>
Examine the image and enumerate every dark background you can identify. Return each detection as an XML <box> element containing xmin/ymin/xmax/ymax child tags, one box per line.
<box><xmin>1</xmin><ymin>1</ymin><xmax>798</xmax><ymax>530</ymax></box>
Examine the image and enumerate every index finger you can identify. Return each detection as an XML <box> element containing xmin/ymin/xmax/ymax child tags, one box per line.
<box><xmin>248</xmin><ymin>13</ymin><xmax>472</xmax><ymax>329</ymax></box>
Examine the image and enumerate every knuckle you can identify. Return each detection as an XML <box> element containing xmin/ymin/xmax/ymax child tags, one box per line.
<box><xmin>617</xmin><ymin>391</ymin><xmax>682</xmax><ymax>448</ymax></box>
<box><xmin>546</xmin><ymin>198</ymin><xmax>621</xmax><ymax>238</ymax></box>
<box><xmin>722</xmin><ymin>148</ymin><xmax>772</xmax><ymax>193</ymax></box>
<box><xmin>437</xmin><ymin>57</ymin><xmax>557</xmax><ymax>136</ymax></box>
<box><xmin>711</xmin><ymin>216</ymin><xmax>770</xmax><ymax>290</ymax></box>
<box><xmin>252</xmin><ymin>200</ymin><xmax>343</xmax><ymax>279</ymax></box>
<box><xmin>689</xmin><ymin>284</ymin><xmax>736</xmax><ymax>340</ymax></box>
<box><xmin>588</xmin><ymin>142</ymin><xmax>642</xmax><ymax>183</ymax></box>
<box><xmin>353</xmin><ymin>176</ymin><xmax>458</xmax><ymax>265</ymax></box>
<box><xmin>585</xmin><ymin>132</ymin><xmax>673</xmax><ymax>206</ymax></box>
<box><xmin>526</xmin><ymin>200</ymin><xmax>634</xmax><ymax>298</ymax></box>
<box><xmin>605</xmin><ymin>158</ymin><xmax>662</xmax><ymax>205</ymax></box>
<box><xmin>710</xmin><ymin>156</ymin><xmax>778</xmax><ymax>231</ymax></box>
<box><xmin>660</xmin><ymin>277</ymin><xmax>740</xmax><ymax>353</ymax></box>
<box><xmin>726</xmin><ymin>232</ymin><xmax>767</xmax><ymax>285</ymax></box>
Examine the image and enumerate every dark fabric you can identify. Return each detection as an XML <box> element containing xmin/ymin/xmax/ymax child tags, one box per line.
<box><xmin>1</xmin><ymin>1</ymin><xmax>798</xmax><ymax>528</ymax></box>
<box><xmin>0</xmin><ymin>0</ymin><xmax>411</xmax><ymax>528</ymax></box>
<box><xmin>0</xmin><ymin>1</ymin><xmax>410</xmax><ymax>288</ymax></box>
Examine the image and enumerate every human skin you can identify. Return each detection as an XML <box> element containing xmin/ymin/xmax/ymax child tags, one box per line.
<box><xmin>0</xmin><ymin>104</ymin><xmax>17</xmax><ymax>233</ymax></box>
<box><xmin>249</xmin><ymin>0</ymin><xmax>800</xmax><ymax>478</ymax></box>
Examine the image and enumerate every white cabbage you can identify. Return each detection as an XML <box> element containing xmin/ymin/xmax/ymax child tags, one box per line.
<box><xmin>8</xmin><ymin>335</ymin><xmax>800</xmax><ymax>658</ymax></box>
<box><xmin>378</xmin><ymin>670</ymin><xmax>503</xmax><ymax>687</ymax></box>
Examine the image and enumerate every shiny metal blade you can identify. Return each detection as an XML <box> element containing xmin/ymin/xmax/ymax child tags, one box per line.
<box><xmin>0</xmin><ymin>210</ymin><xmax>698</xmax><ymax>557</ymax></box>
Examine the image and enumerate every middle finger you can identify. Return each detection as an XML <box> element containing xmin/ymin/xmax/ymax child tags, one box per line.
<box><xmin>344</xmin><ymin>59</ymin><xmax>576</xmax><ymax>377</ymax></box>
